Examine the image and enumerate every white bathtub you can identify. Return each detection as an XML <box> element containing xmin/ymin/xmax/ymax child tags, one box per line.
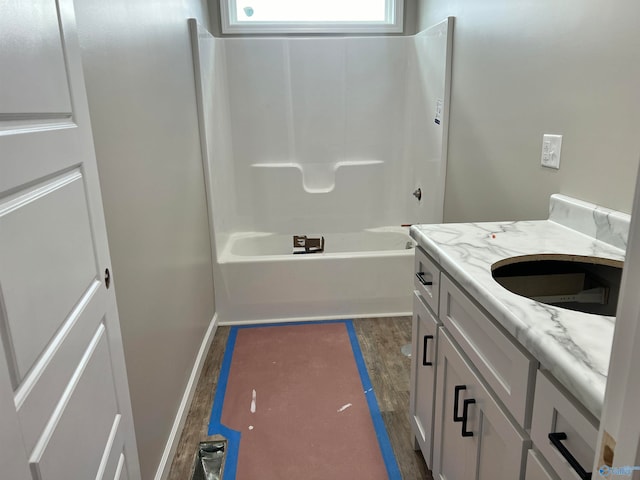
<box><xmin>214</xmin><ymin>227</ymin><xmax>415</xmax><ymax>324</ymax></box>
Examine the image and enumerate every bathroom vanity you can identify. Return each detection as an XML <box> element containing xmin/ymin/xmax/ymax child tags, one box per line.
<box><xmin>409</xmin><ymin>195</ymin><xmax>629</xmax><ymax>480</ymax></box>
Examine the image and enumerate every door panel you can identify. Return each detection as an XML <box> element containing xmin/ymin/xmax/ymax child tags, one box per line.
<box><xmin>16</xmin><ymin>281</ymin><xmax>105</xmax><ymax>453</ymax></box>
<box><xmin>434</xmin><ymin>330</ymin><xmax>529</xmax><ymax>480</ymax></box>
<box><xmin>477</xmin><ymin>413</ymin><xmax>507</xmax><ymax>478</ymax></box>
<box><xmin>0</xmin><ymin>340</ymin><xmax>31</xmax><ymax>480</ymax></box>
<box><xmin>29</xmin><ymin>324</ymin><xmax>119</xmax><ymax>479</ymax></box>
<box><xmin>0</xmin><ymin>169</ymin><xmax>98</xmax><ymax>382</ymax></box>
<box><xmin>115</xmin><ymin>454</ymin><xmax>130</xmax><ymax>480</ymax></box>
<box><xmin>96</xmin><ymin>414</ymin><xmax>125</xmax><ymax>480</ymax></box>
<box><xmin>410</xmin><ymin>291</ymin><xmax>440</xmax><ymax>466</ymax></box>
<box><xmin>435</xmin><ymin>352</ymin><xmax>477</xmax><ymax>480</ymax></box>
<box><xmin>525</xmin><ymin>450</ymin><xmax>558</xmax><ymax>480</ymax></box>
<box><xmin>0</xmin><ymin>0</ymin><xmax>72</xmax><ymax>115</ymax></box>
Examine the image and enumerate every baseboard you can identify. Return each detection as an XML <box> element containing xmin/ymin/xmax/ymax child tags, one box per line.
<box><xmin>218</xmin><ymin>311</ymin><xmax>412</xmax><ymax>326</ymax></box>
<box><xmin>153</xmin><ymin>312</ymin><xmax>219</xmax><ymax>480</ymax></box>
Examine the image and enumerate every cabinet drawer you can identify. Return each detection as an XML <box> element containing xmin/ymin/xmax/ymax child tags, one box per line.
<box><xmin>531</xmin><ymin>370</ymin><xmax>598</xmax><ymax>480</ymax></box>
<box><xmin>439</xmin><ymin>274</ymin><xmax>536</xmax><ymax>428</ymax></box>
<box><xmin>414</xmin><ymin>246</ymin><xmax>440</xmax><ymax>315</ymax></box>
<box><xmin>410</xmin><ymin>291</ymin><xmax>440</xmax><ymax>466</ymax></box>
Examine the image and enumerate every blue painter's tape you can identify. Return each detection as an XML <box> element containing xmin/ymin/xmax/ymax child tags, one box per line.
<box><xmin>207</xmin><ymin>326</ymin><xmax>241</xmax><ymax>480</ymax></box>
<box><xmin>207</xmin><ymin>319</ymin><xmax>401</xmax><ymax>480</ymax></box>
<box><xmin>345</xmin><ymin>320</ymin><xmax>403</xmax><ymax>480</ymax></box>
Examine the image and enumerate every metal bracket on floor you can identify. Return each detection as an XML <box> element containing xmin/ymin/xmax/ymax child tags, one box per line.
<box><xmin>191</xmin><ymin>436</ymin><xmax>227</xmax><ymax>480</ymax></box>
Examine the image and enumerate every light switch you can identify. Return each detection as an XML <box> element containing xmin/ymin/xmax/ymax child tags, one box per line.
<box><xmin>541</xmin><ymin>134</ymin><xmax>562</xmax><ymax>169</ymax></box>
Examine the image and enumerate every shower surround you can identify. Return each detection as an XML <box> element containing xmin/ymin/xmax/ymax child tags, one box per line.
<box><xmin>190</xmin><ymin>18</ymin><xmax>453</xmax><ymax>324</ymax></box>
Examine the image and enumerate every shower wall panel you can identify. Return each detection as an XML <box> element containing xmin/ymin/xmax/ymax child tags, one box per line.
<box><xmin>203</xmin><ymin>19</ymin><xmax>453</xmax><ymax>248</ymax></box>
<box><xmin>223</xmin><ymin>36</ymin><xmax>423</xmax><ymax>235</ymax></box>
<box><xmin>404</xmin><ymin>21</ymin><xmax>452</xmax><ymax>227</ymax></box>
<box><xmin>192</xmin><ymin>25</ymin><xmax>235</xmax><ymax>256</ymax></box>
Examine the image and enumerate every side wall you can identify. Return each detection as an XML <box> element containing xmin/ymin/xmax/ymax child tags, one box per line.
<box><xmin>74</xmin><ymin>2</ymin><xmax>215</xmax><ymax>478</ymax></box>
<box><xmin>417</xmin><ymin>0</ymin><xmax>640</xmax><ymax>221</ymax></box>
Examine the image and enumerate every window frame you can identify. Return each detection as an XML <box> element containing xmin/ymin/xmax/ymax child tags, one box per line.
<box><xmin>219</xmin><ymin>0</ymin><xmax>404</xmax><ymax>34</ymax></box>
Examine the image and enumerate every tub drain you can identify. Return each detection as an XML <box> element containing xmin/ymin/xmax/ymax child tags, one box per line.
<box><xmin>401</xmin><ymin>343</ymin><xmax>412</xmax><ymax>357</ymax></box>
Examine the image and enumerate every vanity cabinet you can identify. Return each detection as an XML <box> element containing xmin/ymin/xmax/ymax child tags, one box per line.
<box><xmin>432</xmin><ymin>330</ymin><xmax>529</xmax><ymax>480</ymax></box>
<box><xmin>412</xmin><ymin>247</ymin><xmax>532</xmax><ymax>478</ymax></box>
<box><xmin>411</xmin><ymin>245</ymin><xmax>600</xmax><ymax>480</ymax></box>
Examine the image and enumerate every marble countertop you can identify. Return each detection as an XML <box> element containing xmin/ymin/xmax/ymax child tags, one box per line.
<box><xmin>410</xmin><ymin>195</ymin><xmax>630</xmax><ymax>419</ymax></box>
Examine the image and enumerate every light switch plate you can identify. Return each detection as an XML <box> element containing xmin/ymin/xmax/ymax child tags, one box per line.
<box><xmin>541</xmin><ymin>134</ymin><xmax>562</xmax><ymax>169</ymax></box>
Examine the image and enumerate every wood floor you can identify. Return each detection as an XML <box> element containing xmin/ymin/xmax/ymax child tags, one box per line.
<box><xmin>167</xmin><ymin>317</ymin><xmax>432</xmax><ymax>480</ymax></box>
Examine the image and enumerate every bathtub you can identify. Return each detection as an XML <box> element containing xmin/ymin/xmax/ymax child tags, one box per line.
<box><xmin>214</xmin><ymin>227</ymin><xmax>415</xmax><ymax>324</ymax></box>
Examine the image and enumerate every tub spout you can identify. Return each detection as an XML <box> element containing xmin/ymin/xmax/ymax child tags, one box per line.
<box><xmin>293</xmin><ymin>235</ymin><xmax>325</xmax><ymax>254</ymax></box>
<box><xmin>413</xmin><ymin>188</ymin><xmax>422</xmax><ymax>201</ymax></box>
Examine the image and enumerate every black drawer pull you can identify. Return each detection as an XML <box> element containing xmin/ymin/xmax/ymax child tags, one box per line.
<box><xmin>461</xmin><ymin>399</ymin><xmax>476</xmax><ymax>437</ymax></box>
<box><xmin>453</xmin><ymin>385</ymin><xmax>466</xmax><ymax>422</ymax></box>
<box><xmin>422</xmin><ymin>335</ymin><xmax>434</xmax><ymax>366</ymax></box>
<box><xmin>415</xmin><ymin>272</ymin><xmax>433</xmax><ymax>286</ymax></box>
<box><xmin>548</xmin><ymin>433</ymin><xmax>592</xmax><ymax>479</ymax></box>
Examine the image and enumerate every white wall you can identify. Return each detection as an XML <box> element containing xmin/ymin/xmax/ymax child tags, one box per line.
<box><xmin>417</xmin><ymin>0</ymin><xmax>640</xmax><ymax>222</ymax></box>
<box><xmin>73</xmin><ymin>2</ymin><xmax>215</xmax><ymax>478</ymax></box>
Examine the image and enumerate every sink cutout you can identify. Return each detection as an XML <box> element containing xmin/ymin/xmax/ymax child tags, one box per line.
<box><xmin>492</xmin><ymin>254</ymin><xmax>623</xmax><ymax>316</ymax></box>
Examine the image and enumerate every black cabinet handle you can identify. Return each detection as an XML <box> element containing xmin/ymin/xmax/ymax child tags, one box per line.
<box><xmin>453</xmin><ymin>385</ymin><xmax>466</xmax><ymax>422</ymax></box>
<box><xmin>422</xmin><ymin>335</ymin><xmax>434</xmax><ymax>366</ymax></box>
<box><xmin>415</xmin><ymin>272</ymin><xmax>433</xmax><ymax>286</ymax></box>
<box><xmin>548</xmin><ymin>433</ymin><xmax>592</xmax><ymax>479</ymax></box>
<box><xmin>461</xmin><ymin>399</ymin><xmax>476</xmax><ymax>437</ymax></box>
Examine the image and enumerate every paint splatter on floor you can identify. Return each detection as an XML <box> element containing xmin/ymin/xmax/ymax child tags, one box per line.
<box><xmin>250</xmin><ymin>389</ymin><xmax>256</xmax><ymax>413</ymax></box>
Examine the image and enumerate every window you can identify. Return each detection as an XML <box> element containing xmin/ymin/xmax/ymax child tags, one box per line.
<box><xmin>220</xmin><ymin>0</ymin><xmax>404</xmax><ymax>34</ymax></box>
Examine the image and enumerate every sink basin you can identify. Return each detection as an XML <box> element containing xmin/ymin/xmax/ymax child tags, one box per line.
<box><xmin>492</xmin><ymin>254</ymin><xmax>623</xmax><ymax>316</ymax></box>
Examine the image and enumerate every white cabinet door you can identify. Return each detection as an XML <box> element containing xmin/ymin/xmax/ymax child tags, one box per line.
<box><xmin>432</xmin><ymin>330</ymin><xmax>529</xmax><ymax>480</ymax></box>
<box><xmin>410</xmin><ymin>291</ymin><xmax>440</xmax><ymax>467</ymax></box>
<box><xmin>0</xmin><ymin>1</ymin><xmax>140</xmax><ymax>479</ymax></box>
<box><xmin>525</xmin><ymin>450</ymin><xmax>559</xmax><ymax>480</ymax></box>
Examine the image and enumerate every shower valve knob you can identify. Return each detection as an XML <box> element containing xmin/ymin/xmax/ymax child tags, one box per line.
<box><xmin>413</xmin><ymin>188</ymin><xmax>422</xmax><ymax>201</ymax></box>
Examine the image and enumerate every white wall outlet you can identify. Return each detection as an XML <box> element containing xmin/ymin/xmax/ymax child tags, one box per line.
<box><xmin>541</xmin><ymin>134</ymin><xmax>562</xmax><ymax>169</ymax></box>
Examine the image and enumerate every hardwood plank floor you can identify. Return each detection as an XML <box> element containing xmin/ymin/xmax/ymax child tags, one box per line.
<box><xmin>168</xmin><ymin>317</ymin><xmax>432</xmax><ymax>480</ymax></box>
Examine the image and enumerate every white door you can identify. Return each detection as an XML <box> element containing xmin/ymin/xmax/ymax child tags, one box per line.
<box><xmin>0</xmin><ymin>1</ymin><xmax>141</xmax><ymax>479</ymax></box>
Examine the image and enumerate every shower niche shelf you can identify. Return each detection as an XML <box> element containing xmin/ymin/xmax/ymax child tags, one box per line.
<box><xmin>251</xmin><ymin>160</ymin><xmax>383</xmax><ymax>193</ymax></box>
